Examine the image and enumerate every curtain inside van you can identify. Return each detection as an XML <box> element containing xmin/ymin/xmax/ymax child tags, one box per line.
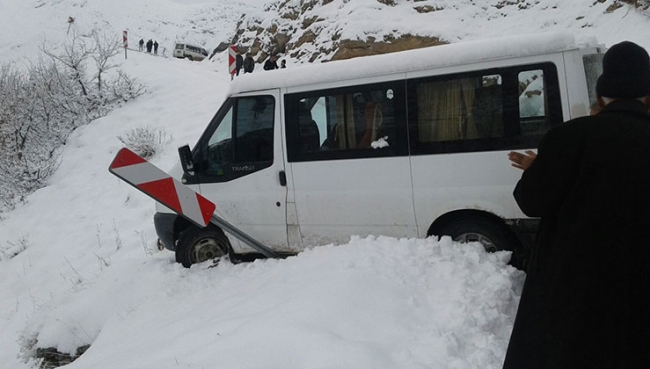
<box><xmin>335</xmin><ymin>95</ymin><xmax>357</xmax><ymax>149</ymax></box>
<box><xmin>417</xmin><ymin>78</ymin><xmax>479</xmax><ymax>142</ymax></box>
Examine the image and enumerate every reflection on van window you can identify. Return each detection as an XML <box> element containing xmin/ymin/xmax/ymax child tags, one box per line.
<box><xmin>415</xmin><ymin>74</ymin><xmax>504</xmax><ymax>142</ymax></box>
<box><xmin>518</xmin><ymin>69</ymin><xmax>552</xmax><ymax>135</ymax></box>
<box><xmin>292</xmin><ymin>87</ymin><xmax>397</xmax><ymax>156</ymax></box>
<box><xmin>583</xmin><ymin>54</ymin><xmax>604</xmax><ymax>108</ymax></box>
<box><xmin>202</xmin><ymin>95</ymin><xmax>274</xmax><ymax>180</ymax></box>
<box><xmin>519</xmin><ymin>70</ymin><xmax>546</xmax><ymax>117</ymax></box>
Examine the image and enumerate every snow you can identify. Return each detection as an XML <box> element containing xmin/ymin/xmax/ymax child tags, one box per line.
<box><xmin>0</xmin><ymin>1</ymin><xmax>649</xmax><ymax>368</ymax></box>
<box><xmin>228</xmin><ymin>31</ymin><xmax>586</xmax><ymax>95</ymax></box>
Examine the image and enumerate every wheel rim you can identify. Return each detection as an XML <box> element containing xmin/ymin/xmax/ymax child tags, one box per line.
<box><xmin>454</xmin><ymin>233</ymin><xmax>498</xmax><ymax>253</ymax></box>
<box><xmin>191</xmin><ymin>237</ymin><xmax>227</xmax><ymax>264</ymax></box>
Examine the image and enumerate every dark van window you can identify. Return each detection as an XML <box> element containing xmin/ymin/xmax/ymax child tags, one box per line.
<box><xmin>285</xmin><ymin>82</ymin><xmax>406</xmax><ymax>162</ymax></box>
<box><xmin>193</xmin><ymin>95</ymin><xmax>275</xmax><ymax>182</ymax></box>
<box><xmin>408</xmin><ymin>63</ymin><xmax>561</xmax><ymax>155</ymax></box>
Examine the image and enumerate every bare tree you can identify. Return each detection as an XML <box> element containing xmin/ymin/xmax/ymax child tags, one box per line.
<box><xmin>90</xmin><ymin>31</ymin><xmax>120</xmax><ymax>93</ymax></box>
<box><xmin>41</xmin><ymin>35</ymin><xmax>92</xmax><ymax>98</ymax></box>
<box><xmin>0</xmin><ymin>31</ymin><xmax>145</xmax><ymax>211</ymax></box>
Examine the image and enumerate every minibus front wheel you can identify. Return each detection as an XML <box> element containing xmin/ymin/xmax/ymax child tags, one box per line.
<box><xmin>175</xmin><ymin>226</ymin><xmax>230</xmax><ymax>268</ymax></box>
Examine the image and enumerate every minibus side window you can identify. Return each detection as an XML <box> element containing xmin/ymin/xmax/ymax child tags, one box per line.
<box><xmin>285</xmin><ymin>82</ymin><xmax>406</xmax><ymax>162</ymax></box>
<box><xmin>198</xmin><ymin>95</ymin><xmax>275</xmax><ymax>182</ymax></box>
<box><xmin>408</xmin><ymin>63</ymin><xmax>561</xmax><ymax>155</ymax></box>
<box><xmin>413</xmin><ymin>74</ymin><xmax>504</xmax><ymax>143</ymax></box>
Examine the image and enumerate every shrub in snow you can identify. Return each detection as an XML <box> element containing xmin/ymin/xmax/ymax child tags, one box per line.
<box><xmin>0</xmin><ymin>32</ymin><xmax>145</xmax><ymax>211</ymax></box>
<box><xmin>117</xmin><ymin>127</ymin><xmax>172</xmax><ymax>160</ymax></box>
<box><xmin>0</xmin><ymin>236</ymin><xmax>29</xmax><ymax>261</ymax></box>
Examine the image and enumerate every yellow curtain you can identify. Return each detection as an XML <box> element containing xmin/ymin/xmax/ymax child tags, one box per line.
<box><xmin>418</xmin><ymin>78</ymin><xmax>478</xmax><ymax>142</ymax></box>
<box><xmin>335</xmin><ymin>95</ymin><xmax>357</xmax><ymax>149</ymax></box>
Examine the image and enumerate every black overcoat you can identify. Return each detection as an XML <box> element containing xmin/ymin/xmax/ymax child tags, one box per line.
<box><xmin>243</xmin><ymin>57</ymin><xmax>255</xmax><ymax>73</ymax></box>
<box><xmin>503</xmin><ymin>100</ymin><xmax>650</xmax><ymax>369</ymax></box>
<box><xmin>236</xmin><ymin>54</ymin><xmax>243</xmax><ymax>70</ymax></box>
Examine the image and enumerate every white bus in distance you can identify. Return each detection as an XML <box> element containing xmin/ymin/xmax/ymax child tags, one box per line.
<box><xmin>174</xmin><ymin>43</ymin><xmax>208</xmax><ymax>61</ymax></box>
<box><xmin>154</xmin><ymin>32</ymin><xmax>604</xmax><ymax>268</ymax></box>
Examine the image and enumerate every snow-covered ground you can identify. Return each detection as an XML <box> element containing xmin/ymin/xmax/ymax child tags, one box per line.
<box><xmin>0</xmin><ymin>48</ymin><xmax>524</xmax><ymax>369</ymax></box>
<box><xmin>1</xmin><ymin>1</ymin><xmax>649</xmax><ymax>368</ymax></box>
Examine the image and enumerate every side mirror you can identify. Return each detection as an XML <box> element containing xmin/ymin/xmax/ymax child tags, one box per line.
<box><xmin>178</xmin><ymin>145</ymin><xmax>195</xmax><ymax>176</ymax></box>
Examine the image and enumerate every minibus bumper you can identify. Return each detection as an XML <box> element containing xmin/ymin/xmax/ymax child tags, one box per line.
<box><xmin>154</xmin><ymin>212</ymin><xmax>178</xmax><ymax>251</ymax></box>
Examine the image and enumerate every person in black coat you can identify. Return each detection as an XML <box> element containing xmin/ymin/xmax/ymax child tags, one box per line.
<box><xmin>146</xmin><ymin>39</ymin><xmax>153</xmax><ymax>53</ymax></box>
<box><xmin>263</xmin><ymin>55</ymin><xmax>279</xmax><ymax>70</ymax></box>
<box><xmin>235</xmin><ymin>51</ymin><xmax>244</xmax><ymax>76</ymax></box>
<box><xmin>243</xmin><ymin>53</ymin><xmax>255</xmax><ymax>74</ymax></box>
<box><xmin>504</xmin><ymin>41</ymin><xmax>650</xmax><ymax>369</ymax></box>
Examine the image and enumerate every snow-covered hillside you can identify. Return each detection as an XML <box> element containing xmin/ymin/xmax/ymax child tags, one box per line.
<box><xmin>0</xmin><ymin>0</ymin><xmax>268</xmax><ymax>65</ymax></box>
<box><xmin>1</xmin><ymin>0</ymin><xmax>649</xmax><ymax>368</ymax></box>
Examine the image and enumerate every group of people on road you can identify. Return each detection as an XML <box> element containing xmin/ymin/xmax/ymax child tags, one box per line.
<box><xmin>233</xmin><ymin>49</ymin><xmax>286</xmax><ymax>76</ymax></box>
<box><xmin>138</xmin><ymin>38</ymin><xmax>159</xmax><ymax>55</ymax></box>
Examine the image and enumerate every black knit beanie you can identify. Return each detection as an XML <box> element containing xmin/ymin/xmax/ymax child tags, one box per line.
<box><xmin>596</xmin><ymin>41</ymin><xmax>650</xmax><ymax>99</ymax></box>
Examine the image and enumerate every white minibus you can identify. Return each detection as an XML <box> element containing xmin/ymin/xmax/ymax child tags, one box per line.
<box><xmin>154</xmin><ymin>32</ymin><xmax>604</xmax><ymax>268</ymax></box>
<box><xmin>174</xmin><ymin>43</ymin><xmax>208</xmax><ymax>61</ymax></box>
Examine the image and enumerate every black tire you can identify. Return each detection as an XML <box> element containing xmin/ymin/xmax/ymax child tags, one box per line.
<box><xmin>175</xmin><ymin>226</ymin><xmax>230</xmax><ymax>268</ymax></box>
<box><xmin>434</xmin><ymin>215</ymin><xmax>516</xmax><ymax>254</ymax></box>
<box><xmin>186</xmin><ymin>55</ymin><xmax>193</xmax><ymax>61</ymax></box>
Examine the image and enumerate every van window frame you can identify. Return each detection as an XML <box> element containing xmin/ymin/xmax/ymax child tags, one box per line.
<box><xmin>284</xmin><ymin>80</ymin><xmax>408</xmax><ymax>163</ymax></box>
<box><xmin>407</xmin><ymin>62</ymin><xmax>562</xmax><ymax>156</ymax></box>
<box><xmin>185</xmin><ymin>95</ymin><xmax>275</xmax><ymax>184</ymax></box>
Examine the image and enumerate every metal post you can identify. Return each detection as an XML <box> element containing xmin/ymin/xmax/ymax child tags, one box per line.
<box><xmin>209</xmin><ymin>214</ymin><xmax>282</xmax><ymax>259</ymax></box>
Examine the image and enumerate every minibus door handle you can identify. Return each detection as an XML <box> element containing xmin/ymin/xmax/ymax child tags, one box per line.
<box><xmin>279</xmin><ymin>170</ymin><xmax>287</xmax><ymax>187</ymax></box>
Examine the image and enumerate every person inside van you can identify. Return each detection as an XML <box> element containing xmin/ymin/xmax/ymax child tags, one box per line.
<box><xmin>357</xmin><ymin>101</ymin><xmax>383</xmax><ymax>148</ymax></box>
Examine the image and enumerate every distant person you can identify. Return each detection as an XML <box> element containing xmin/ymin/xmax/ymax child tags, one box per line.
<box><xmin>243</xmin><ymin>53</ymin><xmax>255</xmax><ymax>73</ymax></box>
<box><xmin>503</xmin><ymin>41</ymin><xmax>650</xmax><ymax>369</ymax></box>
<box><xmin>357</xmin><ymin>101</ymin><xmax>383</xmax><ymax>148</ymax></box>
<box><xmin>235</xmin><ymin>50</ymin><xmax>244</xmax><ymax>76</ymax></box>
<box><xmin>146</xmin><ymin>39</ymin><xmax>153</xmax><ymax>53</ymax></box>
<box><xmin>280</xmin><ymin>59</ymin><xmax>286</xmax><ymax>69</ymax></box>
<box><xmin>153</xmin><ymin>41</ymin><xmax>159</xmax><ymax>55</ymax></box>
<box><xmin>263</xmin><ymin>55</ymin><xmax>279</xmax><ymax>70</ymax></box>
<box><xmin>138</xmin><ymin>38</ymin><xmax>144</xmax><ymax>52</ymax></box>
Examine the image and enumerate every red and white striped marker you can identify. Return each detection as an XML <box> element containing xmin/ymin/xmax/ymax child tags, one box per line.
<box><xmin>228</xmin><ymin>45</ymin><xmax>236</xmax><ymax>75</ymax></box>
<box><xmin>109</xmin><ymin>148</ymin><xmax>215</xmax><ymax>227</ymax></box>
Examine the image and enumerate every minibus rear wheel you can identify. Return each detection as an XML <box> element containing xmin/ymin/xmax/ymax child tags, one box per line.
<box><xmin>431</xmin><ymin>213</ymin><xmax>517</xmax><ymax>254</ymax></box>
<box><xmin>175</xmin><ymin>226</ymin><xmax>230</xmax><ymax>268</ymax></box>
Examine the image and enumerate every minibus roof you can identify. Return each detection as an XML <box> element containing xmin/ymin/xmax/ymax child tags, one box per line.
<box><xmin>228</xmin><ymin>31</ymin><xmax>600</xmax><ymax>95</ymax></box>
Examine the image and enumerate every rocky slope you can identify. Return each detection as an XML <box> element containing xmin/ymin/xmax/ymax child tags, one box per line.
<box><xmin>230</xmin><ymin>0</ymin><xmax>650</xmax><ymax>63</ymax></box>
